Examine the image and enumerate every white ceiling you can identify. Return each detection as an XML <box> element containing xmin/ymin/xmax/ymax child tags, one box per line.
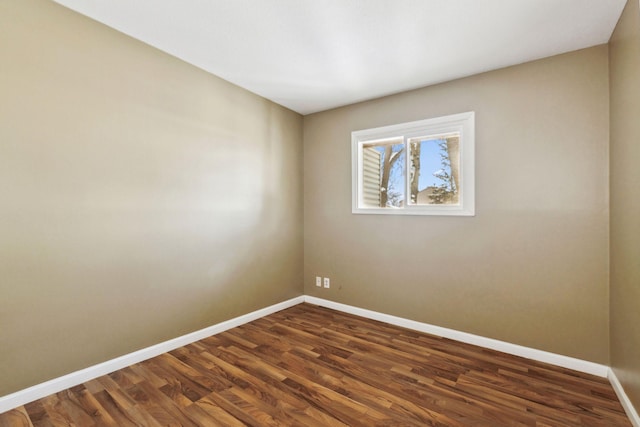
<box><xmin>53</xmin><ymin>0</ymin><xmax>626</xmax><ymax>115</ymax></box>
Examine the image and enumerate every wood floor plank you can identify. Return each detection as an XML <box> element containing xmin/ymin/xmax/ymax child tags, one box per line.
<box><xmin>127</xmin><ymin>382</ymin><xmax>186</xmax><ymax>427</ymax></box>
<box><xmin>0</xmin><ymin>303</ymin><xmax>632</xmax><ymax>426</ymax></box>
<box><xmin>70</xmin><ymin>386</ymin><xmax>119</xmax><ymax>426</ymax></box>
<box><xmin>0</xmin><ymin>407</ymin><xmax>33</xmax><ymax>427</ymax></box>
<box><xmin>21</xmin><ymin>400</ymin><xmax>52</xmax><ymax>427</ymax></box>
<box><xmin>198</xmin><ymin>350</ymin><xmax>349</xmax><ymax>426</ymax></box>
<box><xmin>90</xmin><ymin>390</ymin><xmax>139</xmax><ymax>427</ymax></box>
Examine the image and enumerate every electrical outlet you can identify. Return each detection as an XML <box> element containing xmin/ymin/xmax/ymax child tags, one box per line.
<box><xmin>323</xmin><ymin>277</ymin><xmax>330</xmax><ymax>288</ymax></box>
<box><xmin>315</xmin><ymin>276</ymin><xmax>322</xmax><ymax>287</ymax></box>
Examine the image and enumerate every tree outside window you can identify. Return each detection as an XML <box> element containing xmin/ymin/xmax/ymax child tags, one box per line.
<box><xmin>353</xmin><ymin>112</ymin><xmax>474</xmax><ymax>216</ymax></box>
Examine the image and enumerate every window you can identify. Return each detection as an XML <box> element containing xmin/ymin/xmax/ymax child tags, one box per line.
<box><xmin>352</xmin><ymin>112</ymin><xmax>474</xmax><ymax>216</ymax></box>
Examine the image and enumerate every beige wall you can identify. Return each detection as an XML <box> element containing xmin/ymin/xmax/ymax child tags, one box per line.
<box><xmin>0</xmin><ymin>0</ymin><xmax>626</xmax><ymax>404</ymax></box>
<box><xmin>304</xmin><ymin>46</ymin><xmax>610</xmax><ymax>363</ymax></box>
<box><xmin>0</xmin><ymin>0</ymin><xmax>303</xmax><ymax>396</ymax></box>
<box><xmin>610</xmin><ymin>0</ymin><xmax>640</xmax><ymax>411</ymax></box>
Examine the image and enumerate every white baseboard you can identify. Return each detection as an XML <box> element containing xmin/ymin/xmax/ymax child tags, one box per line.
<box><xmin>0</xmin><ymin>296</ymin><xmax>305</xmax><ymax>414</ymax></box>
<box><xmin>4</xmin><ymin>294</ymin><xmax>637</xmax><ymax>424</ymax></box>
<box><xmin>609</xmin><ymin>368</ymin><xmax>640</xmax><ymax>427</ymax></box>
<box><xmin>303</xmin><ymin>296</ymin><xmax>609</xmax><ymax>377</ymax></box>
<box><xmin>310</xmin><ymin>292</ymin><xmax>637</xmax><ymax>424</ymax></box>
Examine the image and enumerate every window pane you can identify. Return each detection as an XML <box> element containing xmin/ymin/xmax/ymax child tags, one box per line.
<box><xmin>352</xmin><ymin>112</ymin><xmax>474</xmax><ymax>215</ymax></box>
<box><xmin>408</xmin><ymin>134</ymin><xmax>460</xmax><ymax>205</ymax></box>
<box><xmin>362</xmin><ymin>140</ymin><xmax>405</xmax><ymax>207</ymax></box>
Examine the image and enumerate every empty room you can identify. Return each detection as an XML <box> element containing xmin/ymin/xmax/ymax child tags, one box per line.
<box><xmin>1</xmin><ymin>0</ymin><xmax>639</xmax><ymax>425</ymax></box>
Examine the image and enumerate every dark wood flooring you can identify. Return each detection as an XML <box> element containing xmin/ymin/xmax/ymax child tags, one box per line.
<box><xmin>0</xmin><ymin>303</ymin><xmax>632</xmax><ymax>426</ymax></box>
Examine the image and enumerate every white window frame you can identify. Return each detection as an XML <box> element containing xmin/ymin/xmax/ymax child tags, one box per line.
<box><xmin>352</xmin><ymin>112</ymin><xmax>475</xmax><ymax>216</ymax></box>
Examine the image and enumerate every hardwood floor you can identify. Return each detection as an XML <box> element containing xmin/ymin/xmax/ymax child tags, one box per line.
<box><xmin>0</xmin><ymin>303</ymin><xmax>632</xmax><ymax>426</ymax></box>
